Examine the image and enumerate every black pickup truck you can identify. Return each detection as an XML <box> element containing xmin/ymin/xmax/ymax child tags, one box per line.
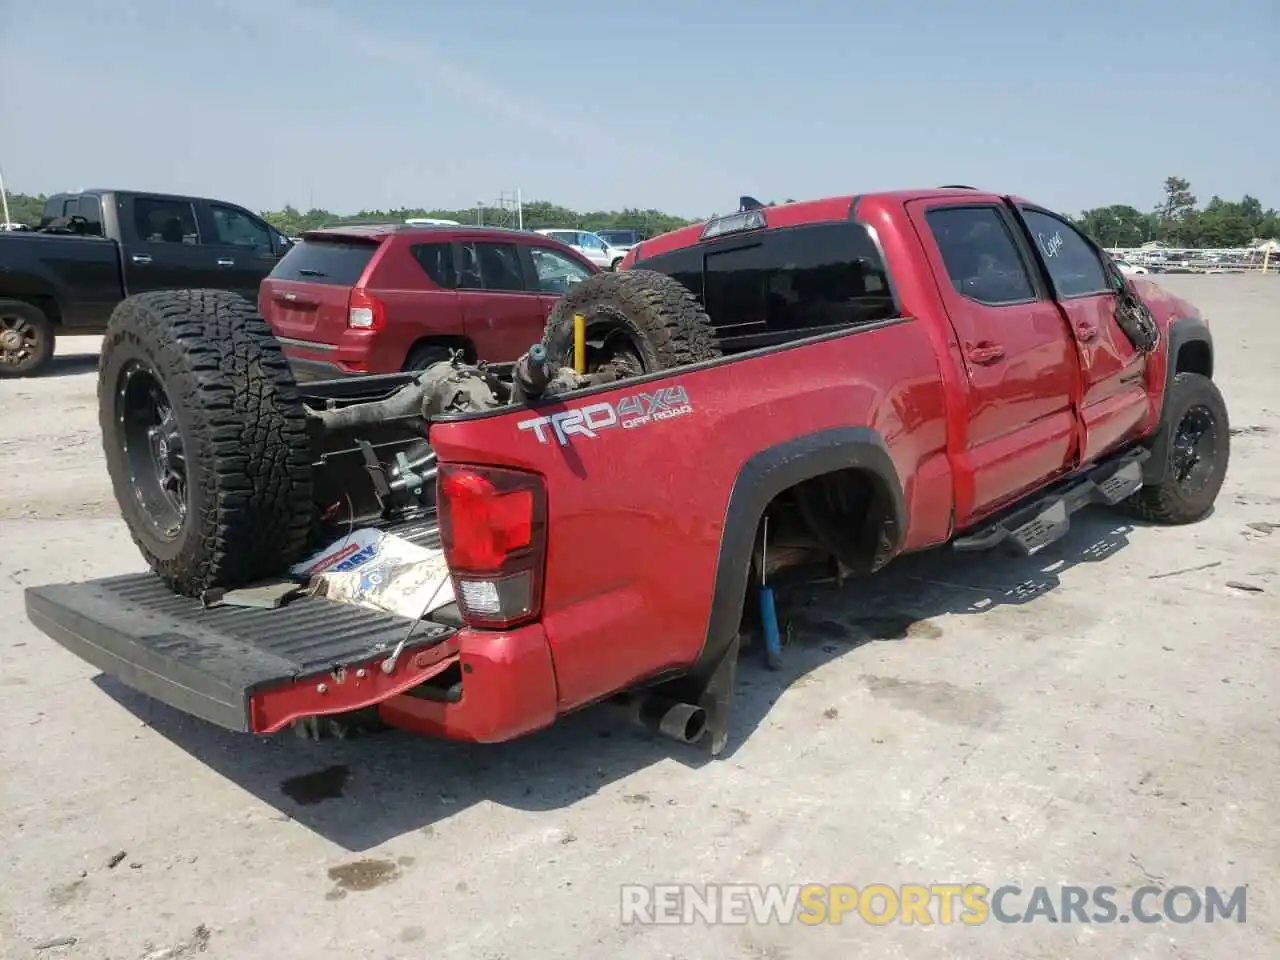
<box><xmin>0</xmin><ymin>189</ymin><xmax>293</xmax><ymax>377</ymax></box>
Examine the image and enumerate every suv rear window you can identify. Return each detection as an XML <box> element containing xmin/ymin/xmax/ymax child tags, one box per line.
<box><xmin>634</xmin><ymin>221</ymin><xmax>896</xmax><ymax>351</ymax></box>
<box><xmin>269</xmin><ymin>238</ymin><xmax>377</xmax><ymax>286</ymax></box>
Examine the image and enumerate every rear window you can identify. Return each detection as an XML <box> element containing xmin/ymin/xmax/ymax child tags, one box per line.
<box><xmin>269</xmin><ymin>238</ymin><xmax>377</xmax><ymax>286</ymax></box>
<box><xmin>634</xmin><ymin>221</ymin><xmax>897</xmax><ymax>350</ymax></box>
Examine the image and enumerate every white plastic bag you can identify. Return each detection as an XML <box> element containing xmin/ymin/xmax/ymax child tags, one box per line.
<box><xmin>291</xmin><ymin>528</ymin><xmax>455</xmax><ymax>620</ymax></box>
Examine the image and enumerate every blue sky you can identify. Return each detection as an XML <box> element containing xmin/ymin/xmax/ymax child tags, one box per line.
<box><xmin>1</xmin><ymin>0</ymin><xmax>1275</xmax><ymax>218</ymax></box>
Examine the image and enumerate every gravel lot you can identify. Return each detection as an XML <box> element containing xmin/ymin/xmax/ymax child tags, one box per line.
<box><xmin>1</xmin><ymin>275</ymin><xmax>1277</xmax><ymax>959</ymax></box>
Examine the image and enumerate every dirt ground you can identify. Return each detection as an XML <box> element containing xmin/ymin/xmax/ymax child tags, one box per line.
<box><xmin>1</xmin><ymin>275</ymin><xmax>1277</xmax><ymax>960</ymax></box>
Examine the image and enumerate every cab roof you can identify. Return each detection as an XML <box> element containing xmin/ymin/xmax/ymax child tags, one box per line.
<box><xmin>632</xmin><ymin>187</ymin><xmax>1011</xmax><ymax>261</ymax></box>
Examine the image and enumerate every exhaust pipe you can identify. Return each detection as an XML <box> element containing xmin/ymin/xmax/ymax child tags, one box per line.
<box><xmin>619</xmin><ymin>693</ymin><xmax>707</xmax><ymax>744</ymax></box>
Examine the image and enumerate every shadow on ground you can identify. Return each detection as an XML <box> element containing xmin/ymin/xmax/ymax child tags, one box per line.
<box><xmin>38</xmin><ymin>353</ymin><xmax>99</xmax><ymax>377</ymax></box>
<box><xmin>97</xmin><ymin>507</ymin><xmax>1137</xmax><ymax>852</ymax></box>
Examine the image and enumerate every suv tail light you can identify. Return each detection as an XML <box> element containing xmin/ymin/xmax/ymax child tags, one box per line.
<box><xmin>437</xmin><ymin>463</ymin><xmax>547</xmax><ymax>630</ymax></box>
<box><xmin>347</xmin><ymin>288</ymin><xmax>385</xmax><ymax>331</ymax></box>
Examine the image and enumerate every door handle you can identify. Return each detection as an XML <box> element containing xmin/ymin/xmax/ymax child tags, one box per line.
<box><xmin>131</xmin><ymin>254</ymin><xmax>152</xmax><ymax>265</ymax></box>
<box><xmin>1076</xmin><ymin>323</ymin><xmax>1098</xmax><ymax>341</ymax></box>
<box><xmin>966</xmin><ymin>342</ymin><xmax>1005</xmax><ymax>364</ymax></box>
<box><xmin>216</xmin><ymin>258</ymin><xmax>235</xmax><ymax>267</ymax></box>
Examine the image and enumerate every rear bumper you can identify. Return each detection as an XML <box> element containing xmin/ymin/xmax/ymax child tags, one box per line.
<box><xmin>378</xmin><ymin>623</ymin><xmax>559</xmax><ymax>743</ymax></box>
<box><xmin>276</xmin><ymin>336</ymin><xmax>376</xmax><ymax>381</ymax></box>
<box><xmin>287</xmin><ymin>354</ymin><xmax>351</xmax><ymax>383</ymax></box>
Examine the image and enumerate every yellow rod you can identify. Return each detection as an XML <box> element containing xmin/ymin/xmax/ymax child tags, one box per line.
<box><xmin>573</xmin><ymin>314</ymin><xmax>586</xmax><ymax>373</ymax></box>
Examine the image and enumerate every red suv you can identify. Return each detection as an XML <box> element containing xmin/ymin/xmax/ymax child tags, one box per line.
<box><xmin>259</xmin><ymin>224</ymin><xmax>599</xmax><ymax>380</ymax></box>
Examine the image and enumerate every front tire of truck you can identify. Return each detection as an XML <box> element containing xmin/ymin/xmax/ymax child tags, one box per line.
<box><xmin>99</xmin><ymin>290</ymin><xmax>315</xmax><ymax>597</ymax></box>
<box><xmin>1122</xmin><ymin>372</ymin><xmax>1229</xmax><ymax>525</ymax></box>
<box><xmin>541</xmin><ymin>269</ymin><xmax>721</xmax><ymax>377</ymax></box>
<box><xmin>0</xmin><ymin>299</ymin><xmax>56</xmax><ymax>378</ymax></box>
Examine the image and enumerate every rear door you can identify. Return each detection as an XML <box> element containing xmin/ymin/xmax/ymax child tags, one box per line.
<box><xmin>908</xmin><ymin>199</ymin><xmax>1082</xmax><ymax>522</ymax></box>
<box><xmin>1014</xmin><ymin>206</ymin><xmax>1149</xmax><ymax>463</ymax></box>
<box><xmin>456</xmin><ymin>238</ymin><xmax>547</xmax><ymax>362</ymax></box>
<box><xmin>259</xmin><ymin>236</ymin><xmax>379</xmax><ymax>348</ymax></box>
<box><xmin>118</xmin><ymin>194</ymin><xmax>223</xmax><ymax>293</ymax></box>
<box><xmin>198</xmin><ymin>201</ymin><xmax>284</xmax><ymax>299</ymax></box>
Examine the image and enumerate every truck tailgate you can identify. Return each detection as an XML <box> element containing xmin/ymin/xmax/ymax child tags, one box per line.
<box><xmin>24</xmin><ymin>574</ymin><xmax>457</xmax><ymax>734</ymax></box>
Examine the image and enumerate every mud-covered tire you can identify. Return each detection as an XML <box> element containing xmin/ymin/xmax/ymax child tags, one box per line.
<box><xmin>0</xmin><ymin>299</ymin><xmax>56</xmax><ymax>378</ymax></box>
<box><xmin>541</xmin><ymin>269</ymin><xmax>721</xmax><ymax>374</ymax></box>
<box><xmin>98</xmin><ymin>290</ymin><xmax>314</xmax><ymax>596</ymax></box>
<box><xmin>1122</xmin><ymin>372</ymin><xmax>1229</xmax><ymax>525</ymax></box>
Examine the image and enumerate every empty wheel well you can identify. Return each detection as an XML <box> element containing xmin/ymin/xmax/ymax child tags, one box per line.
<box><xmin>1175</xmin><ymin>339</ymin><xmax>1212</xmax><ymax>378</ymax></box>
<box><xmin>753</xmin><ymin>467</ymin><xmax>900</xmax><ymax>583</ymax></box>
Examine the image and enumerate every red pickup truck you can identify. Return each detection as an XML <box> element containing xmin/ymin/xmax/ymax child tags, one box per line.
<box><xmin>24</xmin><ymin>188</ymin><xmax>1227</xmax><ymax>757</ymax></box>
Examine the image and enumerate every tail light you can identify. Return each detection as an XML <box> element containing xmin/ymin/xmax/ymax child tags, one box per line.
<box><xmin>347</xmin><ymin>288</ymin><xmax>385</xmax><ymax>331</ymax></box>
<box><xmin>437</xmin><ymin>463</ymin><xmax>547</xmax><ymax>629</ymax></box>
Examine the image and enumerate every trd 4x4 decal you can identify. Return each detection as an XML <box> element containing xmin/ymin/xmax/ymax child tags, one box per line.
<box><xmin>517</xmin><ymin>386</ymin><xmax>693</xmax><ymax>446</ymax></box>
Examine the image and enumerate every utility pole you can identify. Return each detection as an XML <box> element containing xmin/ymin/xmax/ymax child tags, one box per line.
<box><xmin>517</xmin><ymin>187</ymin><xmax>523</xmax><ymax>230</ymax></box>
<box><xmin>0</xmin><ymin>163</ymin><xmax>12</xmax><ymax>227</ymax></box>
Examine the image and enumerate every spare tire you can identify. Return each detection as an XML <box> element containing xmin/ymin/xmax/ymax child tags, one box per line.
<box><xmin>540</xmin><ymin>269</ymin><xmax>721</xmax><ymax>377</ymax></box>
<box><xmin>98</xmin><ymin>290</ymin><xmax>314</xmax><ymax>597</ymax></box>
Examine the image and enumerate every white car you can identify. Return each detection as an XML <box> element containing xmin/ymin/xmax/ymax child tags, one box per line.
<box><xmin>1113</xmin><ymin>258</ymin><xmax>1148</xmax><ymax>276</ymax></box>
<box><xmin>536</xmin><ymin>229</ymin><xmax>628</xmax><ymax>270</ymax></box>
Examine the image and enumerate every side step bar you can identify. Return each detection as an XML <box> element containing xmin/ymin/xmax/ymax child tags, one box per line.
<box><xmin>953</xmin><ymin>447</ymin><xmax>1148</xmax><ymax>556</ymax></box>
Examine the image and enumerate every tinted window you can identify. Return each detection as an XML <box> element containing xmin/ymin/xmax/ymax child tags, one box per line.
<box><xmin>925</xmin><ymin>206</ymin><xmax>1036</xmax><ymax>305</ymax></box>
<box><xmin>134</xmin><ymin>197</ymin><xmax>200</xmax><ymax>245</ymax></box>
<box><xmin>269</xmin><ymin>238</ymin><xmax>377</xmax><ymax>285</ymax></box>
<box><xmin>703</xmin><ymin>223</ymin><xmax>895</xmax><ymax>341</ymax></box>
<box><xmin>459</xmin><ymin>241</ymin><xmax>525</xmax><ymax>292</ymax></box>
<box><xmin>411</xmin><ymin>242</ymin><xmax>457</xmax><ymax>288</ymax></box>
<box><xmin>134</xmin><ymin>198</ymin><xmax>199</xmax><ymax>244</ymax></box>
<box><xmin>578</xmin><ymin>233</ymin><xmax>606</xmax><ymax>253</ymax></box>
<box><xmin>635</xmin><ymin>223</ymin><xmax>894</xmax><ymax>348</ymax></box>
<box><xmin>530</xmin><ymin>246</ymin><xmax>592</xmax><ymax>293</ymax></box>
<box><xmin>76</xmin><ymin>196</ymin><xmax>103</xmax><ymax>236</ymax></box>
<box><xmin>1021</xmin><ymin>209</ymin><xmax>1109</xmax><ymax>297</ymax></box>
<box><xmin>633</xmin><ymin>247</ymin><xmax>704</xmax><ymax>300</ymax></box>
<box><xmin>210</xmin><ymin>204</ymin><xmax>272</xmax><ymax>250</ymax></box>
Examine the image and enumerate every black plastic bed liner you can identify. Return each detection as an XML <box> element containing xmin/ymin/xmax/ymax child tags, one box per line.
<box><xmin>24</xmin><ymin>573</ymin><xmax>456</xmax><ymax>733</ymax></box>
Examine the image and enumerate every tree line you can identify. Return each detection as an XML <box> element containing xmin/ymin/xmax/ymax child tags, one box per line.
<box><xmin>1071</xmin><ymin>177</ymin><xmax>1279</xmax><ymax>249</ymax></box>
<box><xmin>3</xmin><ymin>176</ymin><xmax>1276</xmax><ymax>248</ymax></box>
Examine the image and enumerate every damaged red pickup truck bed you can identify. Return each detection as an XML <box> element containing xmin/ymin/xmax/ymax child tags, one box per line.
<box><xmin>24</xmin><ymin>188</ymin><xmax>1228</xmax><ymax>755</ymax></box>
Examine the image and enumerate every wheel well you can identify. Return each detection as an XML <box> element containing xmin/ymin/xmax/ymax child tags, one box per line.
<box><xmin>758</xmin><ymin>467</ymin><xmax>899</xmax><ymax>581</ymax></box>
<box><xmin>2</xmin><ymin>294</ymin><xmax>60</xmax><ymax>325</ymax></box>
<box><xmin>402</xmin><ymin>335</ymin><xmax>474</xmax><ymax>370</ymax></box>
<box><xmin>1175</xmin><ymin>339</ymin><xmax>1212</xmax><ymax>378</ymax></box>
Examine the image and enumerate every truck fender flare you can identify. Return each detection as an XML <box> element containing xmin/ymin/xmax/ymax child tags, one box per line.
<box><xmin>1143</xmin><ymin>315</ymin><xmax>1214</xmax><ymax>485</ymax></box>
<box><xmin>694</xmin><ymin>427</ymin><xmax>907</xmax><ymax>674</ymax></box>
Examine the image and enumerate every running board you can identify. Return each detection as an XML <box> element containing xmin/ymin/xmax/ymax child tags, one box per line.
<box><xmin>953</xmin><ymin>448</ymin><xmax>1148</xmax><ymax>556</ymax></box>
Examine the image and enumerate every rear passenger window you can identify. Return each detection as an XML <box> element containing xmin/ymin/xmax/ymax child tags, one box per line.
<box><xmin>134</xmin><ymin>197</ymin><xmax>200</xmax><ymax>245</ymax></box>
<box><xmin>77</xmin><ymin>196</ymin><xmax>103</xmax><ymax>237</ymax></box>
<box><xmin>459</xmin><ymin>241</ymin><xmax>525</xmax><ymax>292</ymax></box>
<box><xmin>411</xmin><ymin>242</ymin><xmax>457</xmax><ymax>288</ymax></box>
<box><xmin>1020</xmin><ymin>209</ymin><xmax>1109</xmax><ymax>297</ymax></box>
<box><xmin>269</xmin><ymin>239</ymin><xmax>377</xmax><ymax>285</ymax></box>
<box><xmin>637</xmin><ymin>223</ymin><xmax>895</xmax><ymax>349</ymax></box>
<box><xmin>925</xmin><ymin>207</ymin><xmax>1036</xmax><ymax>306</ymax></box>
<box><xmin>706</xmin><ymin>223</ymin><xmax>896</xmax><ymax>343</ymax></box>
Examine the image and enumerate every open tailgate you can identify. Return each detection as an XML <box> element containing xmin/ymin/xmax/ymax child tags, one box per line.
<box><xmin>24</xmin><ymin>574</ymin><xmax>458</xmax><ymax>734</ymax></box>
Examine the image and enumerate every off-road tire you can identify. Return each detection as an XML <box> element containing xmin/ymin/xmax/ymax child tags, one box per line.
<box><xmin>99</xmin><ymin>290</ymin><xmax>314</xmax><ymax>596</ymax></box>
<box><xmin>541</xmin><ymin>269</ymin><xmax>721</xmax><ymax>374</ymax></box>
<box><xmin>0</xmin><ymin>299</ymin><xmax>56</xmax><ymax>377</ymax></box>
<box><xmin>1122</xmin><ymin>372</ymin><xmax>1229</xmax><ymax>524</ymax></box>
